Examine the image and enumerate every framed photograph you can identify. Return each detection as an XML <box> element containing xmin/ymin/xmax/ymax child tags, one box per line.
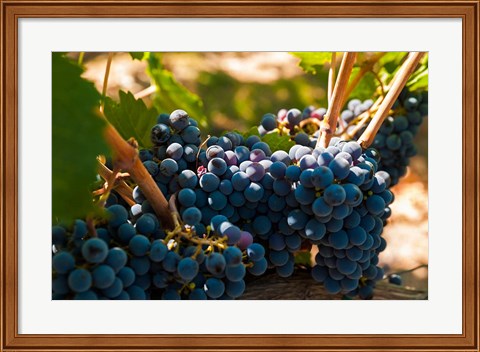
<box><xmin>1</xmin><ymin>1</ymin><xmax>478</xmax><ymax>351</ymax></box>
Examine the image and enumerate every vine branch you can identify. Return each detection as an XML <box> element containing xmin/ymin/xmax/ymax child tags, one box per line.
<box><xmin>101</xmin><ymin>53</ymin><xmax>114</xmax><ymax>108</ymax></box>
<box><xmin>102</xmin><ymin>122</ymin><xmax>175</xmax><ymax>230</ymax></box>
<box><xmin>328</xmin><ymin>52</ymin><xmax>337</xmax><ymax>103</ymax></box>
<box><xmin>344</xmin><ymin>52</ymin><xmax>385</xmax><ymax>99</ymax></box>
<box><xmin>317</xmin><ymin>52</ymin><xmax>357</xmax><ymax>149</ymax></box>
<box><xmin>357</xmin><ymin>52</ymin><xmax>425</xmax><ymax>148</ymax></box>
<box><xmin>96</xmin><ymin>159</ymin><xmax>135</xmax><ymax>207</ymax></box>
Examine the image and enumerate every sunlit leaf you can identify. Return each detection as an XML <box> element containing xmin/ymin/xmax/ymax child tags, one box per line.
<box><xmin>261</xmin><ymin>131</ymin><xmax>295</xmax><ymax>153</ymax></box>
<box><xmin>290</xmin><ymin>52</ymin><xmax>333</xmax><ymax>74</ymax></box>
<box><xmin>147</xmin><ymin>54</ymin><xmax>208</xmax><ymax>128</ymax></box>
<box><xmin>52</xmin><ymin>53</ymin><xmax>110</xmax><ymax>223</ymax></box>
<box><xmin>103</xmin><ymin>91</ymin><xmax>157</xmax><ymax>149</ymax></box>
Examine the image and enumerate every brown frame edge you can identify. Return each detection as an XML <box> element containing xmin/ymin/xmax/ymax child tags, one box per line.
<box><xmin>1</xmin><ymin>1</ymin><xmax>478</xmax><ymax>351</ymax></box>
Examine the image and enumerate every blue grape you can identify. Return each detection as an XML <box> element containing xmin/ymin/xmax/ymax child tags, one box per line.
<box><xmin>285</xmin><ymin>165</ymin><xmax>301</xmax><ymax>182</ymax></box>
<box><xmin>204</xmin><ymin>278</ymin><xmax>225</xmax><ymax>299</ymax></box>
<box><xmin>180</xmin><ymin>125</ymin><xmax>201</xmax><ymax>144</ymax></box>
<box><xmin>365</xmin><ymin>195</ymin><xmax>386</xmax><ymax>215</ymax></box>
<box><xmin>225</xmin><ymin>280</ymin><xmax>245</xmax><ymax>298</ymax></box>
<box><xmin>347</xmin><ymin>227</ymin><xmax>367</xmax><ymax>246</ymax></box>
<box><xmin>151</xmin><ymin>123</ymin><xmax>171</xmax><ymax>145</ymax></box>
<box><xmin>199</xmin><ymin>173</ymin><xmax>220</xmax><ymax>192</ymax></box>
<box><xmin>105</xmin><ymin>248</ymin><xmax>127</xmax><ymax>272</ymax></box>
<box><xmin>261</xmin><ymin>113</ymin><xmax>277</xmax><ymax>131</ymax></box>
<box><xmin>189</xmin><ymin>288</ymin><xmax>208</xmax><ymax>300</ymax></box>
<box><xmin>388</xmin><ymin>274</ymin><xmax>402</xmax><ymax>285</ymax></box>
<box><xmin>129</xmin><ymin>235</ymin><xmax>151</xmax><ymax>256</ymax></box>
<box><xmin>248</xmin><ymin>257</ymin><xmax>268</xmax><ymax>276</ymax></box>
<box><xmin>252</xmin><ymin>215</ymin><xmax>272</xmax><ymax>235</ymax></box>
<box><xmin>323</xmin><ymin>184</ymin><xmax>346</xmax><ymax>206</ymax></box>
<box><xmin>169</xmin><ymin>109</ymin><xmax>190</xmax><ymax>131</ymax></box>
<box><xmin>107</xmin><ymin>205</ymin><xmax>128</xmax><ymax>227</ymax></box>
<box><xmin>178</xmin><ymin>188</ymin><xmax>196</xmax><ymax>207</ymax></box>
<box><xmin>52</xmin><ymin>251</ymin><xmax>75</xmax><ymax>274</ymax></box>
<box><xmin>328</xmin><ymin>230</ymin><xmax>349</xmax><ymax>249</ymax></box>
<box><xmin>182</xmin><ymin>207</ymin><xmax>202</xmax><ymax>225</ymax></box>
<box><xmin>312</xmin><ymin>197</ymin><xmax>333</xmax><ymax>217</ymax></box>
<box><xmin>159</xmin><ymin>158</ymin><xmax>178</xmax><ymax>177</ymax></box>
<box><xmin>92</xmin><ymin>264</ymin><xmax>115</xmax><ymax>289</ymax></box>
<box><xmin>208</xmin><ymin>157</ymin><xmax>228</xmax><ymax>176</ymax></box>
<box><xmin>117</xmin><ymin>266</ymin><xmax>135</xmax><ymax>287</ymax></box>
<box><xmin>135</xmin><ymin>214</ymin><xmax>156</xmax><ymax>235</ymax></box>
<box><xmin>247</xmin><ymin>243</ymin><xmax>265</xmax><ymax>261</ymax></box>
<box><xmin>244</xmin><ymin>182</ymin><xmax>264</xmax><ymax>202</ymax></box>
<box><xmin>304</xmin><ymin>219</ymin><xmax>326</xmax><ymax>240</ymax></box>
<box><xmin>68</xmin><ymin>268</ymin><xmax>92</xmax><ymax>293</ymax></box>
<box><xmin>81</xmin><ymin>238</ymin><xmax>108</xmax><ymax>263</ymax></box>
<box><xmin>177</xmin><ymin>257</ymin><xmax>199</xmax><ymax>281</ymax></box>
<box><xmin>225</xmin><ymin>264</ymin><xmax>246</xmax><ymax>282</ymax></box>
<box><xmin>166</xmin><ymin>143</ymin><xmax>184</xmax><ymax>160</ymax></box>
<box><xmin>206</xmin><ymin>253</ymin><xmax>226</xmax><ymax>275</ymax></box>
<box><xmin>178</xmin><ymin>170</ymin><xmax>198</xmax><ymax>189</ymax></box>
<box><xmin>130</xmin><ymin>256</ymin><xmax>150</xmax><ymax>275</ymax></box>
<box><xmin>223</xmin><ymin>247</ymin><xmax>243</xmax><ymax>266</ymax></box>
<box><xmin>208</xmin><ymin>191</ymin><xmax>228</xmax><ymax>211</ymax></box>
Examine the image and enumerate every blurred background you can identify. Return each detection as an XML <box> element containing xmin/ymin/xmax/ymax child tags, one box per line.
<box><xmin>69</xmin><ymin>52</ymin><xmax>428</xmax><ymax>291</ymax></box>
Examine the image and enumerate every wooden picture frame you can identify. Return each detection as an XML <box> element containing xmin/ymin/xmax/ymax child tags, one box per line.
<box><xmin>1</xmin><ymin>1</ymin><xmax>478</xmax><ymax>351</ymax></box>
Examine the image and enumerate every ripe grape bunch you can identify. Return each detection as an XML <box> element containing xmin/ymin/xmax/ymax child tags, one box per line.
<box><xmin>258</xmin><ymin>88</ymin><xmax>428</xmax><ymax>187</ymax></box>
<box><xmin>53</xmin><ymin>107</ymin><xmax>396</xmax><ymax>300</ymax></box>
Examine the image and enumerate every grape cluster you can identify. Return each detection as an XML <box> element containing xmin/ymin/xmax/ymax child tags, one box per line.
<box><xmin>52</xmin><ymin>111</ymin><xmax>269</xmax><ymax>300</ymax></box>
<box><xmin>52</xmin><ymin>104</ymin><xmax>401</xmax><ymax>300</ymax></box>
<box><xmin>258</xmin><ymin>89</ymin><xmax>428</xmax><ymax>187</ymax></box>
<box><xmin>371</xmin><ymin>90</ymin><xmax>427</xmax><ymax>186</ymax></box>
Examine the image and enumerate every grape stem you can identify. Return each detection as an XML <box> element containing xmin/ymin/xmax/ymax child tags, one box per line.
<box><xmin>77</xmin><ymin>52</ymin><xmax>85</xmax><ymax>66</ymax></box>
<box><xmin>101</xmin><ymin>53</ymin><xmax>114</xmax><ymax>108</ymax></box>
<box><xmin>357</xmin><ymin>52</ymin><xmax>425</xmax><ymax>148</ymax></box>
<box><xmin>317</xmin><ymin>52</ymin><xmax>357</xmax><ymax>149</ymax></box>
<box><xmin>134</xmin><ymin>85</ymin><xmax>156</xmax><ymax>100</ymax></box>
<box><xmin>102</xmin><ymin>120</ymin><xmax>175</xmax><ymax>230</ymax></box>
<box><xmin>327</xmin><ymin>52</ymin><xmax>337</xmax><ymax>103</ymax></box>
<box><xmin>96</xmin><ymin>159</ymin><xmax>136</xmax><ymax>207</ymax></box>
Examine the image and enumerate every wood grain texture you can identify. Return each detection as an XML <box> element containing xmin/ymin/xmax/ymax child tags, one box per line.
<box><xmin>0</xmin><ymin>1</ymin><xmax>478</xmax><ymax>351</ymax></box>
<box><xmin>241</xmin><ymin>271</ymin><xmax>428</xmax><ymax>300</ymax></box>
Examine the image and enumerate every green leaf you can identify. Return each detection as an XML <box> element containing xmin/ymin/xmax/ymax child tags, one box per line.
<box><xmin>407</xmin><ymin>67</ymin><xmax>428</xmax><ymax>91</ymax></box>
<box><xmin>130</xmin><ymin>52</ymin><xmax>146</xmax><ymax>61</ymax></box>
<box><xmin>103</xmin><ymin>91</ymin><xmax>157</xmax><ymax>149</ymax></box>
<box><xmin>290</xmin><ymin>52</ymin><xmax>332</xmax><ymax>75</ymax></box>
<box><xmin>261</xmin><ymin>131</ymin><xmax>295</xmax><ymax>153</ymax></box>
<box><xmin>241</xmin><ymin>126</ymin><xmax>260</xmax><ymax>139</ymax></box>
<box><xmin>52</xmin><ymin>53</ymin><xmax>110</xmax><ymax>224</ymax></box>
<box><xmin>147</xmin><ymin>54</ymin><xmax>208</xmax><ymax>129</ymax></box>
<box><xmin>294</xmin><ymin>250</ymin><xmax>312</xmax><ymax>267</ymax></box>
<box><xmin>407</xmin><ymin>54</ymin><xmax>428</xmax><ymax>91</ymax></box>
<box><xmin>347</xmin><ymin>68</ymin><xmax>378</xmax><ymax>101</ymax></box>
<box><xmin>379</xmin><ymin>52</ymin><xmax>407</xmax><ymax>74</ymax></box>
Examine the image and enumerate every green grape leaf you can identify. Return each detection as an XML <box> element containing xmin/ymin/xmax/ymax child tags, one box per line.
<box><xmin>52</xmin><ymin>53</ymin><xmax>110</xmax><ymax>224</ymax></box>
<box><xmin>407</xmin><ymin>67</ymin><xmax>428</xmax><ymax>91</ymax></box>
<box><xmin>347</xmin><ymin>68</ymin><xmax>378</xmax><ymax>101</ymax></box>
<box><xmin>241</xmin><ymin>126</ymin><xmax>260</xmax><ymax>139</ymax></box>
<box><xmin>379</xmin><ymin>52</ymin><xmax>407</xmax><ymax>74</ymax></box>
<box><xmin>294</xmin><ymin>250</ymin><xmax>312</xmax><ymax>267</ymax></box>
<box><xmin>130</xmin><ymin>52</ymin><xmax>146</xmax><ymax>61</ymax></box>
<box><xmin>103</xmin><ymin>91</ymin><xmax>157</xmax><ymax>149</ymax></box>
<box><xmin>290</xmin><ymin>52</ymin><xmax>332</xmax><ymax>74</ymax></box>
<box><xmin>147</xmin><ymin>54</ymin><xmax>208</xmax><ymax>129</ymax></box>
<box><xmin>261</xmin><ymin>131</ymin><xmax>295</xmax><ymax>153</ymax></box>
<box><xmin>407</xmin><ymin>54</ymin><xmax>428</xmax><ymax>91</ymax></box>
